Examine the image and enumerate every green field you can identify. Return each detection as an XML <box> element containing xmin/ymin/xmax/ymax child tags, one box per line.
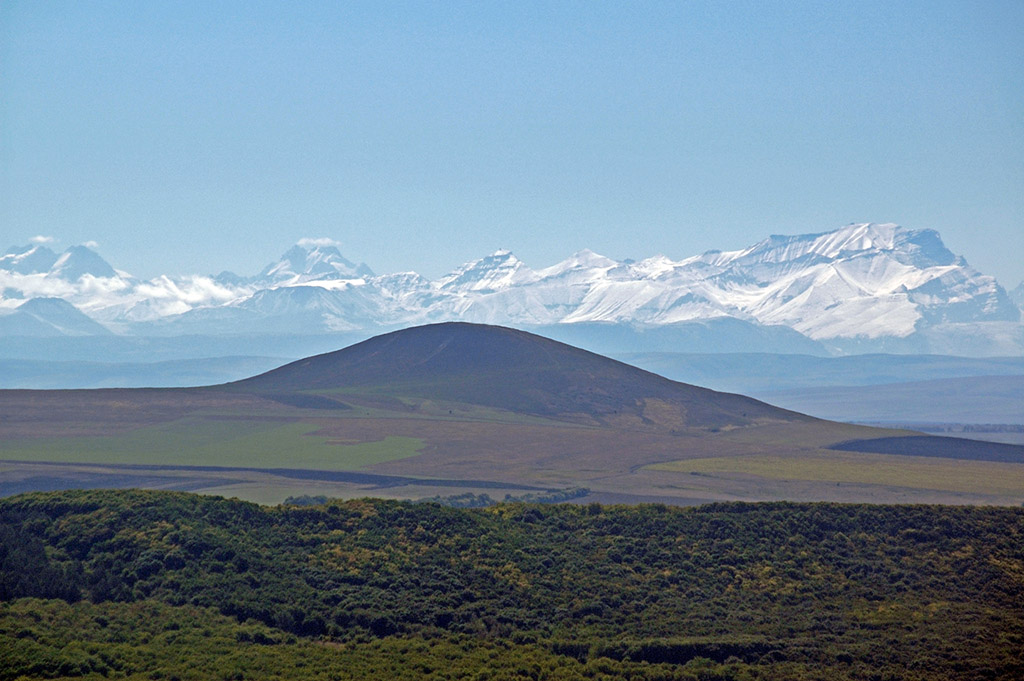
<box><xmin>649</xmin><ymin>452</ymin><xmax>1024</xmax><ymax>496</ymax></box>
<box><xmin>0</xmin><ymin>417</ymin><xmax>423</xmax><ymax>471</ymax></box>
<box><xmin>2</xmin><ymin>332</ymin><xmax>1022</xmax><ymax>505</ymax></box>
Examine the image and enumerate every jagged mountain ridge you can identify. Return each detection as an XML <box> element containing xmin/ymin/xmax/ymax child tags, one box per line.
<box><xmin>1</xmin><ymin>224</ymin><xmax>1019</xmax><ymax>354</ymax></box>
<box><xmin>247</xmin><ymin>241</ymin><xmax>375</xmax><ymax>286</ymax></box>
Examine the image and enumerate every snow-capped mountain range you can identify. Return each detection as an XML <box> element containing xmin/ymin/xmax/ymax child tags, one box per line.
<box><xmin>1</xmin><ymin>224</ymin><xmax>1021</xmax><ymax>355</ymax></box>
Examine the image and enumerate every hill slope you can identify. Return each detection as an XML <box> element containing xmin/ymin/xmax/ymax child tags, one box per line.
<box><xmin>2</xmin><ymin>323</ymin><xmax>1023</xmax><ymax>505</ymax></box>
<box><xmin>233</xmin><ymin>322</ymin><xmax>802</xmax><ymax>429</ymax></box>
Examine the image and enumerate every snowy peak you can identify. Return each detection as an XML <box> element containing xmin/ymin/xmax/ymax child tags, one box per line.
<box><xmin>1</xmin><ymin>243</ymin><xmax>119</xmax><ymax>280</ymax></box>
<box><xmin>731</xmin><ymin>224</ymin><xmax>890</xmax><ymax>266</ymax></box>
<box><xmin>377</xmin><ymin>271</ymin><xmax>430</xmax><ymax>290</ymax></box>
<box><xmin>889</xmin><ymin>228</ymin><xmax>959</xmax><ymax>268</ymax></box>
<box><xmin>0</xmin><ymin>244</ymin><xmax>60</xmax><ymax>274</ymax></box>
<box><xmin>256</xmin><ymin>241</ymin><xmax>374</xmax><ymax>285</ymax></box>
<box><xmin>439</xmin><ymin>250</ymin><xmax>537</xmax><ymax>292</ymax></box>
<box><xmin>1</xmin><ymin>224</ymin><xmax>1020</xmax><ymax>354</ymax></box>
<box><xmin>806</xmin><ymin>222</ymin><xmax>901</xmax><ymax>258</ymax></box>
<box><xmin>50</xmin><ymin>245</ymin><xmax>119</xmax><ymax>280</ymax></box>
<box><xmin>727</xmin><ymin>223</ymin><xmax>958</xmax><ymax>269</ymax></box>
<box><xmin>557</xmin><ymin>248</ymin><xmax>618</xmax><ymax>270</ymax></box>
<box><xmin>537</xmin><ymin>249</ymin><xmax>619</xmax><ymax>279</ymax></box>
<box><xmin>0</xmin><ymin>297</ymin><xmax>111</xmax><ymax>336</ymax></box>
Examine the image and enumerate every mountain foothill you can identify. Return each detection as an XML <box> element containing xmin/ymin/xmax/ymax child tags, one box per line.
<box><xmin>2</xmin><ymin>321</ymin><xmax>1022</xmax><ymax>506</ymax></box>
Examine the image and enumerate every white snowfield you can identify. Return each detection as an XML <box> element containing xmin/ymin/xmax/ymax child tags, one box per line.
<box><xmin>0</xmin><ymin>223</ymin><xmax>1019</xmax><ymax>348</ymax></box>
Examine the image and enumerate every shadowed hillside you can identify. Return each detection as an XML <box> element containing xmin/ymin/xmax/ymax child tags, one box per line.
<box><xmin>232</xmin><ymin>322</ymin><xmax>805</xmax><ymax>429</ymax></box>
<box><xmin>3</xmin><ymin>323</ymin><xmax>1023</xmax><ymax>505</ymax></box>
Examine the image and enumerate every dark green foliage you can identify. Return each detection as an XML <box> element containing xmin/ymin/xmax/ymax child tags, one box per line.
<box><xmin>504</xmin><ymin>487</ymin><xmax>590</xmax><ymax>504</ymax></box>
<box><xmin>2</xmin><ymin>489</ymin><xmax>1024</xmax><ymax>680</ymax></box>
<box><xmin>0</xmin><ymin>598</ymin><xmax>606</xmax><ymax>681</ymax></box>
<box><xmin>282</xmin><ymin>494</ymin><xmax>330</xmax><ymax>506</ymax></box>
<box><xmin>0</xmin><ymin>520</ymin><xmax>79</xmax><ymax>602</ymax></box>
<box><xmin>417</xmin><ymin>492</ymin><xmax>498</xmax><ymax>508</ymax></box>
<box><xmin>417</xmin><ymin>488</ymin><xmax>590</xmax><ymax>508</ymax></box>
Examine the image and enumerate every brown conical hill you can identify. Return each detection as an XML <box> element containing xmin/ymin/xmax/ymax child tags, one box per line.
<box><xmin>231</xmin><ymin>322</ymin><xmax>807</xmax><ymax>429</ymax></box>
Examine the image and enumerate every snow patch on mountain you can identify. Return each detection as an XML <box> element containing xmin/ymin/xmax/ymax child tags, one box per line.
<box><xmin>0</xmin><ymin>297</ymin><xmax>111</xmax><ymax>336</ymax></box>
<box><xmin>253</xmin><ymin>241</ymin><xmax>374</xmax><ymax>286</ymax></box>
<box><xmin>1006</xmin><ymin>282</ymin><xmax>1024</xmax><ymax>310</ymax></box>
<box><xmin>0</xmin><ymin>244</ymin><xmax>60</xmax><ymax>275</ymax></box>
<box><xmin>1</xmin><ymin>225</ymin><xmax>1019</xmax><ymax>354</ymax></box>
<box><xmin>438</xmin><ymin>250</ymin><xmax>538</xmax><ymax>293</ymax></box>
<box><xmin>50</xmin><ymin>245</ymin><xmax>118</xmax><ymax>280</ymax></box>
<box><xmin>535</xmin><ymin>249</ymin><xmax>618</xmax><ymax>280</ymax></box>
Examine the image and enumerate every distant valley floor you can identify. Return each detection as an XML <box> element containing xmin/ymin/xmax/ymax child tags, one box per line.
<box><xmin>3</xmin><ymin>402</ymin><xmax>1023</xmax><ymax>506</ymax></box>
<box><xmin>3</xmin><ymin>325</ymin><xmax>1023</xmax><ymax>506</ymax></box>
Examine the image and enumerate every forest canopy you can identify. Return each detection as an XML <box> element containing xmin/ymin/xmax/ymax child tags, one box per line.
<box><xmin>2</xmin><ymin>489</ymin><xmax>1023</xmax><ymax>680</ymax></box>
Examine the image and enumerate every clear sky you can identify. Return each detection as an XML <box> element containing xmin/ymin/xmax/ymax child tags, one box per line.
<box><xmin>2</xmin><ymin>1</ymin><xmax>1022</xmax><ymax>285</ymax></box>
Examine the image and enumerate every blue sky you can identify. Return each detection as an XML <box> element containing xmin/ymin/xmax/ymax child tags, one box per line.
<box><xmin>2</xmin><ymin>1</ymin><xmax>1022</xmax><ymax>285</ymax></box>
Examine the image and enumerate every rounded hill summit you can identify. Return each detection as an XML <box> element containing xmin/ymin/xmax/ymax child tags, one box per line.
<box><xmin>234</xmin><ymin>322</ymin><xmax>804</xmax><ymax>429</ymax></box>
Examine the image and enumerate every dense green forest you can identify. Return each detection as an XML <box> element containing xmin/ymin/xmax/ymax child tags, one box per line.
<box><xmin>2</xmin><ymin>490</ymin><xmax>1023</xmax><ymax>680</ymax></box>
